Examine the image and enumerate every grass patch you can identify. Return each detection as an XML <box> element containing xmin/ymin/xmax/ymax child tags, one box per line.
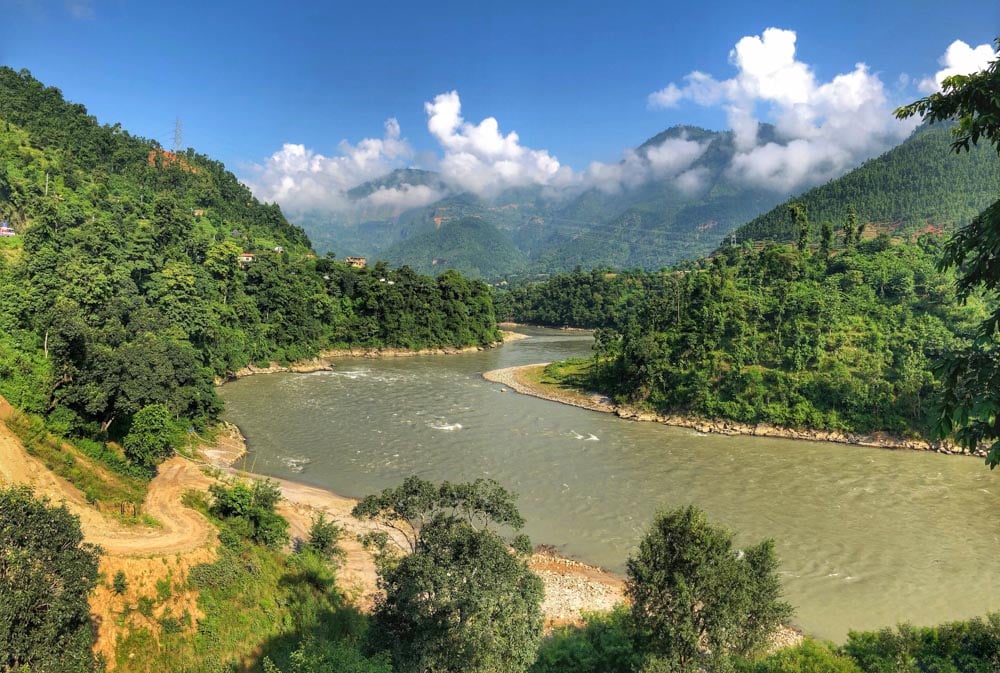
<box><xmin>114</xmin><ymin>531</ymin><xmax>372</xmax><ymax>673</ymax></box>
<box><xmin>5</xmin><ymin>409</ymin><xmax>149</xmax><ymax>517</ymax></box>
<box><xmin>518</xmin><ymin>358</ymin><xmax>605</xmax><ymax>406</ymax></box>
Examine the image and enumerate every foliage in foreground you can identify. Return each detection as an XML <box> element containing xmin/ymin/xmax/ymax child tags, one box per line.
<box><xmin>116</xmin><ymin>489</ymin><xmax>385</xmax><ymax>673</ymax></box>
<box><xmin>354</xmin><ymin>476</ymin><xmax>543</xmax><ymax>673</ymax></box>
<box><xmin>627</xmin><ymin>506</ymin><xmax>792</xmax><ymax>671</ymax></box>
<box><xmin>895</xmin><ymin>39</ymin><xmax>1000</xmax><ymax>466</ymax></box>
<box><xmin>843</xmin><ymin>614</ymin><xmax>1000</xmax><ymax>673</ymax></box>
<box><xmin>0</xmin><ymin>485</ymin><xmax>101</xmax><ymax>673</ymax></box>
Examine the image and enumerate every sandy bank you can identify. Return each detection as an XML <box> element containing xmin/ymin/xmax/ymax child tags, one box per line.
<box><xmin>482</xmin><ymin>364</ymin><xmax>983</xmax><ymax>458</ymax></box>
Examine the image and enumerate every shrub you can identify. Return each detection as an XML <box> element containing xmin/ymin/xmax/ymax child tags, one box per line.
<box><xmin>531</xmin><ymin>606</ymin><xmax>640</xmax><ymax>673</ymax></box>
<box><xmin>112</xmin><ymin>570</ymin><xmax>128</xmax><ymax>595</ymax></box>
<box><xmin>208</xmin><ymin>478</ymin><xmax>289</xmax><ymax>548</ymax></box>
<box><xmin>736</xmin><ymin>639</ymin><xmax>862</xmax><ymax>672</ymax></box>
<box><xmin>305</xmin><ymin>512</ymin><xmax>342</xmax><ymax>559</ymax></box>
<box><xmin>843</xmin><ymin>614</ymin><xmax>1000</xmax><ymax>673</ymax></box>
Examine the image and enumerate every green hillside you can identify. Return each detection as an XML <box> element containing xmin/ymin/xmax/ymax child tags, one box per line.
<box><xmin>0</xmin><ymin>67</ymin><xmax>499</xmax><ymax>444</ymax></box>
<box><xmin>729</xmin><ymin>124</ymin><xmax>1000</xmax><ymax>245</ymax></box>
<box><xmin>383</xmin><ymin>216</ymin><xmax>529</xmax><ymax>278</ymax></box>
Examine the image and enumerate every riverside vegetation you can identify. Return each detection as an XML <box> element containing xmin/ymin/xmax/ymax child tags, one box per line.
<box><xmin>5</xmin><ymin>478</ymin><xmax>1000</xmax><ymax>673</ymax></box>
<box><xmin>498</xmin><ymin>44</ymin><xmax>1000</xmax><ymax>453</ymax></box>
<box><xmin>497</xmin><ymin>233</ymin><xmax>986</xmax><ymax>440</ymax></box>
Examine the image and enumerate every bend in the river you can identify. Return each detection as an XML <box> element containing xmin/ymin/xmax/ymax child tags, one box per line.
<box><xmin>219</xmin><ymin>327</ymin><xmax>1000</xmax><ymax>641</ymax></box>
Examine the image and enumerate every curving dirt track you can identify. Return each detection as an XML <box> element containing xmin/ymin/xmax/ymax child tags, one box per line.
<box><xmin>0</xmin><ymin>398</ymin><xmax>215</xmax><ymax>556</ymax></box>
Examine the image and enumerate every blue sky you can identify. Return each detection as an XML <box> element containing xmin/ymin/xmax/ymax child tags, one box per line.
<box><xmin>3</xmin><ymin>0</ymin><xmax>998</xmax><ymax>215</ymax></box>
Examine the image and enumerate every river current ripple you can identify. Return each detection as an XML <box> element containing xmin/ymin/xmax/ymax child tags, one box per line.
<box><xmin>219</xmin><ymin>327</ymin><xmax>1000</xmax><ymax>641</ymax></box>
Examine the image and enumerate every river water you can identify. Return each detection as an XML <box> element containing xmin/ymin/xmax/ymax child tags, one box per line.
<box><xmin>219</xmin><ymin>327</ymin><xmax>1000</xmax><ymax>641</ymax></box>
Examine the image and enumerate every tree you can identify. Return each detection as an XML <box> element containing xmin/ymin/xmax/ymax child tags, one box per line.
<box><xmin>820</xmin><ymin>220</ymin><xmax>834</xmax><ymax>258</ymax></box>
<box><xmin>209</xmin><ymin>478</ymin><xmax>289</xmax><ymax>548</ymax></box>
<box><xmin>304</xmin><ymin>512</ymin><xmax>342</xmax><ymax>560</ymax></box>
<box><xmin>626</xmin><ymin>506</ymin><xmax>792</xmax><ymax>671</ymax></box>
<box><xmin>0</xmin><ymin>486</ymin><xmax>101</xmax><ymax>672</ymax></box>
<box><xmin>895</xmin><ymin>39</ymin><xmax>1000</xmax><ymax>465</ymax></box>
<box><xmin>352</xmin><ymin>475</ymin><xmax>526</xmax><ymax>555</ymax></box>
<box><xmin>122</xmin><ymin>402</ymin><xmax>178</xmax><ymax>470</ymax></box>
<box><xmin>843</xmin><ymin>205</ymin><xmax>859</xmax><ymax>248</ymax></box>
<box><xmin>354</xmin><ymin>477</ymin><xmax>543</xmax><ymax>673</ymax></box>
<box><xmin>789</xmin><ymin>204</ymin><xmax>809</xmax><ymax>252</ymax></box>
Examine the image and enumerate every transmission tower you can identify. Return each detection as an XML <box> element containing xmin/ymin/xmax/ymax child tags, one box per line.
<box><xmin>172</xmin><ymin>117</ymin><xmax>183</xmax><ymax>153</ymax></box>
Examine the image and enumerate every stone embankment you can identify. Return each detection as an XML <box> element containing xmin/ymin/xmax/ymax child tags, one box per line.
<box><xmin>483</xmin><ymin>364</ymin><xmax>984</xmax><ymax>458</ymax></box>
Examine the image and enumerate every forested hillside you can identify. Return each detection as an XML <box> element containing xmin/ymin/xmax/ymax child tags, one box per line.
<box><xmin>383</xmin><ymin>216</ymin><xmax>529</xmax><ymax>278</ymax></box>
<box><xmin>730</xmin><ymin>123</ymin><xmax>1000</xmax><ymax>245</ymax></box>
<box><xmin>501</xmin><ymin>232</ymin><xmax>987</xmax><ymax>436</ymax></box>
<box><xmin>0</xmin><ymin>67</ymin><xmax>499</xmax><ymax>444</ymax></box>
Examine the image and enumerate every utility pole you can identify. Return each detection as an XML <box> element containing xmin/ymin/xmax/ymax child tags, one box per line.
<box><xmin>172</xmin><ymin>117</ymin><xmax>183</xmax><ymax>153</ymax></box>
<box><xmin>45</xmin><ymin>172</ymin><xmax>49</xmax><ymax>197</ymax></box>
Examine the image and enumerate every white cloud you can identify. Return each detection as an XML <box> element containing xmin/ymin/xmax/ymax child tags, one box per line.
<box><xmin>583</xmin><ymin>135</ymin><xmax>710</xmax><ymax>194</ymax></box>
<box><xmin>360</xmin><ymin>184</ymin><xmax>446</xmax><ymax>213</ymax></box>
<box><xmin>648</xmin><ymin>27</ymin><xmax>916</xmax><ymax>191</ymax></box>
<box><xmin>245</xmin><ymin>118</ymin><xmax>415</xmax><ymax>215</ymax></box>
<box><xmin>918</xmin><ymin>39</ymin><xmax>998</xmax><ymax>93</ymax></box>
<box><xmin>425</xmin><ymin>91</ymin><xmax>573</xmax><ymax>196</ymax></box>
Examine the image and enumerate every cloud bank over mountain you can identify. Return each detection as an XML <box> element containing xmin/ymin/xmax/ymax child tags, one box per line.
<box><xmin>246</xmin><ymin>30</ymin><xmax>995</xmax><ymax>217</ymax></box>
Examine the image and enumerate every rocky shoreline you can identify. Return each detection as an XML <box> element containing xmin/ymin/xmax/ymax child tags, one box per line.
<box><xmin>482</xmin><ymin>363</ymin><xmax>985</xmax><ymax>458</ymax></box>
<box><xmin>214</xmin><ymin>332</ymin><xmax>525</xmax><ymax>384</ymax></box>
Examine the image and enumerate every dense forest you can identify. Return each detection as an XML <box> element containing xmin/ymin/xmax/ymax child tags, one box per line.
<box><xmin>499</xmin><ymin>224</ymin><xmax>987</xmax><ymax>436</ymax></box>
<box><xmin>0</xmin><ymin>67</ymin><xmax>500</xmax><ymax>449</ymax></box>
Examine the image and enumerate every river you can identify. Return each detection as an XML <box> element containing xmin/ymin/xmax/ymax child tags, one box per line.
<box><xmin>219</xmin><ymin>327</ymin><xmax>1000</xmax><ymax>641</ymax></box>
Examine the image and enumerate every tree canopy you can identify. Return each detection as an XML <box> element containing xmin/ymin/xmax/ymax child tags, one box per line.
<box><xmin>626</xmin><ymin>506</ymin><xmax>792</xmax><ymax>671</ymax></box>
<box><xmin>354</xmin><ymin>477</ymin><xmax>543</xmax><ymax>673</ymax></box>
<box><xmin>0</xmin><ymin>485</ymin><xmax>101</xmax><ymax>672</ymax></box>
<box><xmin>895</xmin><ymin>39</ymin><xmax>1000</xmax><ymax>465</ymax></box>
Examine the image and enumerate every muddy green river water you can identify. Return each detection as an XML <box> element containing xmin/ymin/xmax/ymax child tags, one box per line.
<box><xmin>219</xmin><ymin>327</ymin><xmax>1000</xmax><ymax>640</ymax></box>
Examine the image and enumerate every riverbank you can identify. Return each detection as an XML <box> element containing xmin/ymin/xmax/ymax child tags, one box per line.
<box><xmin>483</xmin><ymin>363</ymin><xmax>982</xmax><ymax>457</ymax></box>
<box><xmin>216</xmin><ymin>330</ymin><xmax>526</xmax><ymax>383</ymax></box>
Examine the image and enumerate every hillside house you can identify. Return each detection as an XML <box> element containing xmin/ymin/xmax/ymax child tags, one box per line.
<box><xmin>238</xmin><ymin>253</ymin><xmax>256</xmax><ymax>265</ymax></box>
<box><xmin>345</xmin><ymin>256</ymin><xmax>367</xmax><ymax>268</ymax></box>
<box><xmin>0</xmin><ymin>221</ymin><xmax>15</xmax><ymax>237</ymax></box>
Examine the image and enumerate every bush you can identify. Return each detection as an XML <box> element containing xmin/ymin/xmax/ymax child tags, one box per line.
<box><xmin>112</xmin><ymin>570</ymin><xmax>128</xmax><ymax>595</ymax></box>
<box><xmin>305</xmin><ymin>512</ymin><xmax>342</xmax><ymax>559</ymax></box>
<box><xmin>736</xmin><ymin>639</ymin><xmax>862</xmax><ymax>672</ymax></box>
<box><xmin>209</xmin><ymin>478</ymin><xmax>289</xmax><ymax>548</ymax></box>
<box><xmin>843</xmin><ymin>614</ymin><xmax>1000</xmax><ymax>673</ymax></box>
<box><xmin>531</xmin><ymin>606</ymin><xmax>640</xmax><ymax>673</ymax></box>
